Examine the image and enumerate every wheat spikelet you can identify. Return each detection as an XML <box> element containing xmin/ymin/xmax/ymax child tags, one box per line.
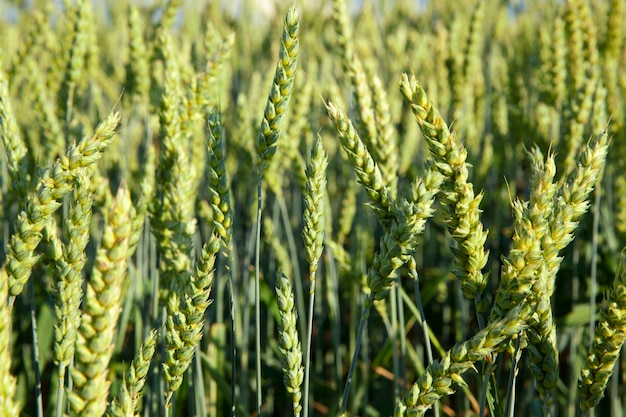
<box><xmin>207</xmin><ymin>109</ymin><xmax>233</xmax><ymax>245</ymax></box>
<box><xmin>106</xmin><ymin>329</ymin><xmax>158</xmax><ymax>417</ymax></box>
<box><xmin>578</xmin><ymin>250</ymin><xmax>626</xmax><ymax>413</ymax></box>
<box><xmin>303</xmin><ymin>137</ymin><xmax>328</xmax><ymax>280</ymax></box>
<box><xmin>396</xmin><ymin>306</ymin><xmax>530</xmax><ymax>417</ymax></box>
<box><xmin>256</xmin><ymin>6</ymin><xmax>299</xmax><ymax>170</ymax></box>
<box><xmin>400</xmin><ymin>73</ymin><xmax>489</xmax><ymax>302</ymax></box>
<box><xmin>276</xmin><ymin>272</ymin><xmax>304</xmax><ymax>417</ymax></box>
<box><xmin>0</xmin><ymin>63</ymin><xmax>30</xmax><ymax>201</ymax></box>
<box><xmin>162</xmin><ymin>236</ymin><xmax>220</xmax><ymax>403</ymax></box>
<box><xmin>325</xmin><ymin>100</ymin><xmax>393</xmax><ymax>225</ymax></box>
<box><xmin>68</xmin><ymin>184</ymin><xmax>133</xmax><ymax>417</ymax></box>
<box><xmin>5</xmin><ymin>110</ymin><xmax>120</xmax><ymax>298</ymax></box>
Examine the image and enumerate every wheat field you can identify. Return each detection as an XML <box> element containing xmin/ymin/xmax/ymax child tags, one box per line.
<box><xmin>1</xmin><ymin>0</ymin><xmax>625</xmax><ymax>416</ymax></box>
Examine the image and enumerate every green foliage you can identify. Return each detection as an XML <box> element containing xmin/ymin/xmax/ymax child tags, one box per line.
<box><xmin>1</xmin><ymin>1</ymin><xmax>625</xmax><ymax>416</ymax></box>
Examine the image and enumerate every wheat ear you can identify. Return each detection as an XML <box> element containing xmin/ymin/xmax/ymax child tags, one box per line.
<box><xmin>5</xmin><ymin>111</ymin><xmax>120</xmax><ymax>298</ymax></box>
<box><xmin>578</xmin><ymin>249</ymin><xmax>626</xmax><ymax>413</ymax></box>
<box><xmin>253</xmin><ymin>8</ymin><xmax>300</xmax><ymax>415</ymax></box>
<box><xmin>67</xmin><ymin>184</ymin><xmax>133</xmax><ymax>417</ymax></box>
<box><xmin>106</xmin><ymin>329</ymin><xmax>158</xmax><ymax>417</ymax></box>
<box><xmin>276</xmin><ymin>273</ymin><xmax>304</xmax><ymax>417</ymax></box>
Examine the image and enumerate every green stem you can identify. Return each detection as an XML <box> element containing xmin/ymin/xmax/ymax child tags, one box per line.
<box><xmin>410</xmin><ymin>264</ymin><xmax>439</xmax><ymax>417</ymax></box>
<box><xmin>303</xmin><ymin>274</ymin><xmax>315</xmax><ymax>417</ymax></box>
<box><xmin>29</xmin><ymin>279</ymin><xmax>43</xmax><ymax>417</ymax></box>
<box><xmin>338</xmin><ymin>296</ymin><xmax>371</xmax><ymax>415</ymax></box>
<box><xmin>254</xmin><ymin>171</ymin><xmax>263</xmax><ymax>416</ymax></box>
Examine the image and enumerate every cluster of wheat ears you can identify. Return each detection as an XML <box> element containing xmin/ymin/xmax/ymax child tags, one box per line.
<box><xmin>1</xmin><ymin>0</ymin><xmax>625</xmax><ymax>416</ymax></box>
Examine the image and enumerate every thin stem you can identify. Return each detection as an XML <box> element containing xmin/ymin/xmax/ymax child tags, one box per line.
<box><xmin>277</xmin><ymin>196</ymin><xmax>306</xmax><ymax>338</ymax></box>
<box><xmin>338</xmin><ymin>298</ymin><xmax>372</xmax><ymax>415</ymax></box>
<box><xmin>391</xmin><ymin>285</ymin><xmax>400</xmax><ymax>403</ymax></box>
<box><xmin>303</xmin><ymin>274</ymin><xmax>316</xmax><ymax>417</ymax></box>
<box><xmin>589</xmin><ymin>185</ymin><xmax>601</xmax><ymax>346</ymax></box>
<box><xmin>55</xmin><ymin>364</ymin><xmax>66</xmax><ymax>417</ymax></box>
<box><xmin>397</xmin><ymin>284</ymin><xmax>407</xmax><ymax>393</ymax></box>
<box><xmin>505</xmin><ymin>335</ymin><xmax>522</xmax><ymax>417</ymax></box>
<box><xmin>29</xmin><ymin>279</ymin><xmax>43</xmax><ymax>417</ymax></box>
<box><xmin>410</xmin><ymin>264</ymin><xmax>438</xmax><ymax>417</ymax></box>
<box><xmin>226</xmin><ymin>244</ymin><xmax>238</xmax><ymax>417</ymax></box>
<box><xmin>254</xmin><ymin>172</ymin><xmax>263</xmax><ymax>417</ymax></box>
<box><xmin>588</xmin><ymin>184</ymin><xmax>601</xmax><ymax>417</ymax></box>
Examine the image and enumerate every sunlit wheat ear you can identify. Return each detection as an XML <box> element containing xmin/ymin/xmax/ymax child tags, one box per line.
<box><xmin>57</xmin><ymin>0</ymin><xmax>91</xmax><ymax>123</ymax></box>
<box><xmin>163</xmin><ymin>236</ymin><xmax>220</xmax><ymax>404</ymax></box>
<box><xmin>0</xmin><ymin>63</ymin><xmax>30</xmax><ymax>201</ymax></box>
<box><xmin>578</xmin><ymin>250</ymin><xmax>626</xmax><ymax>413</ymax></box>
<box><xmin>52</xmin><ymin>170</ymin><xmax>93</xmax><ymax>371</ymax></box>
<box><xmin>544</xmin><ymin>128</ymin><xmax>609</xmax><ymax>296</ymax></box>
<box><xmin>400</xmin><ymin>73</ymin><xmax>489</xmax><ymax>303</ymax></box>
<box><xmin>303</xmin><ymin>137</ymin><xmax>328</xmax><ymax>281</ymax></box>
<box><xmin>325</xmin><ymin>100</ymin><xmax>393</xmax><ymax>226</ymax></box>
<box><xmin>5</xmin><ymin>110</ymin><xmax>120</xmax><ymax>298</ymax></box>
<box><xmin>255</xmin><ymin>6</ymin><xmax>300</xmax><ymax>170</ymax></box>
<box><xmin>68</xmin><ymin>184</ymin><xmax>133</xmax><ymax>417</ymax></box>
<box><xmin>125</xmin><ymin>3</ymin><xmax>149</xmax><ymax>102</ymax></box>
<box><xmin>276</xmin><ymin>272</ymin><xmax>304</xmax><ymax>417</ymax></box>
<box><xmin>106</xmin><ymin>329</ymin><xmax>158</xmax><ymax>417</ymax></box>
<box><xmin>370</xmin><ymin>73</ymin><xmax>399</xmax><ymax>197</ymax></box>
<box><xmin>396</xmin><ymin>306</ymin><xmax>531</xmax><ymax>417</ymax></box>
<box><xmin>207</xmin><ymin>109</ymin><xmax>233</xmax><ymax>245</ymax></box>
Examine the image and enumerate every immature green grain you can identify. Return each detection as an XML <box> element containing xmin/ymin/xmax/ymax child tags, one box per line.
<box><xmin>564</xmin><ymin>0</ymin><xmax>585</xmax><ymax>96</ymax></box>
<box><xmin>325</xmin><ymin>100</ymin><xmax>393</xmax><ymax>225</ymax></box>
<box><xmin>400</xmin><ymin>73</ymin><xmax>489</xmax><ymax>303</ymax></box>
<box><xmin>5</xmin><ymin>110</ymin><xmax>120</xmax><ymax>298</ymax></box>
<box><xmin>459</xmin><ymin>0</ymin><xmax>485</xmax><ymax>152</ymax></box>
<box><xmin>200</xmin><ymin>28</ymin><xmax>235</xmax><ymax>113</ymax></box>
<box><xmin>67</xmin><ymin>184</ymin><xmax>133</xmax><ymax>417</ymax></box>
<box><xmin>303</xmin><ymin>137</ymin><xmax>328</xmax><ymax>279</ymax></box>
<box><xmin>336</xmin><ymin>180</ymin><xmax>357</xmax><ymax>245</ymax></box>
<box><xmin>253</xmin><ymin>9</ymin><xmax>300</xmax><ymax>414</ymax></box>
<box><xmin>57</xmin><ymin>0</ymin><xmax>91</xmax><ymax>124</ymax></box>
<box><xmin>302</xmin><ymin>137</ymin><xmax>327</xmax><ymax>417</ymax></box>
<box><xmin>331</xmin><ymin>0</ymin><xmax>379</xmax><ymax>153</ymax></box>
<box><xmin>127</xmin><ymin>142</ymin><xmax>156</xmax><ymax>257</ymax></box>
<box><xmin>7</xmin><ymin>5</ymin><xmax>50</xmax><ymax>80</ymax></box>
<box><xmin>24</xmin><ymin>57</ymin><xmax>65</xmax><ymax>163</ymax></box>
<box><xmin>255</xmin><ymin>6</ymin><xmax>300</xmax><ymax>170</ymax></box>
<box><xmin>284</xmin><ymin>75</ymin><xmax>313</xmax><ymax>191</ymax></box>
<box><xmin>517</xmin><ymin>148</ymin><xmax>559</xmax><ymax>405</ymax></box>
<box><xmin>52</xmin><ymin>170</ymin><xmax>93</xmax><ymax>366</ymax></box>
<box><xmin>276</xmin><ymin>272</ymin><xmax>304</xmax><ymax>417</ymax></box>
<box><xmin>541</xmin><ymin>16</ymin><xmax>567</xmax><ymax>109</ymax></box>
<box><xmin>601</xmin><ymin>0</ymin><xmax>624</xmax><ymax>135</ymax></box>
<box><xmin>163</xmin><ymin>235</ymin><xmax>220</xmax><ymax>403</ymax></box>
<box><xmin>264</xmin><ymin>216</ymin><xmax>293</xmax><ymax>278</ymax></box>
<box><xmin>544</xmin><ymin>129</ymin><xmax>609</xmax><ymax>296</ymax></box>
<box><xmin>395</xmin><ymin>306</ymin><xmax>530</xmax><ymax>417</ymax></box>
<box><xmin>206</xmin><ymin>109</ymin><xmax>237</xmax><ymax>417</ymax></box>
<box><xmin>370</xmin><ymin>73</ymin><xmax>399</xmax><ymax>197</ymax></box>
<box><xmin>331</xmin><ymin>0</ymin><xmax>355</xmax><ymax>70</ymax></box>
<box><xmin>125</xmin><ymin>3</ymin><xmax>150</xmax><ymax>102</ymax></box>
<box><xmin>526</xmin><ymin>284</ymin><xmax>558</xmax><ymax>407</ymax></box>
<box><xmin>207</xmin><ymin>109</ymin><xmax>233</xmax><ymax>244</ymax></box>
<box><xmin>578</xmin><ymin>249</ymin><xmax>626</xmax><ymax>413</ymax></box>
<box><xmin>0</xmin><ymin>64</ymin><xmax>30</xmax><ymax>201</ymax></box>
<box><xmin>150</xmin><ymin>29</ymin><xmax>196</xmax><ymax>295</ymax></box>
<box><xmin>366</xmin><ymin>188</ymin><xmax>440</xmax><ymax>304</ymax></box>
<box><xmin>107</xmin><ymin>329</ymin><xmax>158</xmax><ymax>417</ymax></box>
